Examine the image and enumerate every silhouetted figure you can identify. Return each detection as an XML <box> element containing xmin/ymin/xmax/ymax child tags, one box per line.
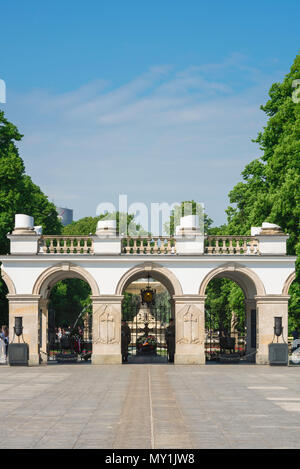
<box><xmin>165</xmin><ymin>318</ymin><xmax>175</xmax><ymax>363</ymax></box>
<box><xmin>121</xmin><ymin>320</ymin><xmax>131</xmax><ymax>363</ymax></box>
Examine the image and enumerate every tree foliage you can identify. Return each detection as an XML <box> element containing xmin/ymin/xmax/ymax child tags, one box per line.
<box><xmin>205</xmin><ymin>279</ymin><xmax>245</xmax><ymax>332</ymax></box>
<box><xmin>62</xmin><ymin>212</ymin><xmax>147</xmax><ymax>236</ymax></box>
<box><xmin>226</xmin><ymin>54</ymin><xmax>300</xmax><ymax>253</ymax></box>
<box><xmin>164</xmin><ymin>200</ymin><xmax>213</xmax><ymax>235</ymax></box>
<box><xmin>0</xmin><ymin>110</ymin><xmax>62</xmax><ymax>255</ymax></box>
<box><xmin>48</xmin><ymin>279</ymin><xmax>91</xmax><ymax>328</ymax></box>
<box><xmin>224</xmin><ymin>53</ymin><xmax>300</xmax><ymax>331</ymax></box>
<box><xmin>0</xmin><ymin>110</ymin><xmax>62</xmax><ymax>324</ymax></box>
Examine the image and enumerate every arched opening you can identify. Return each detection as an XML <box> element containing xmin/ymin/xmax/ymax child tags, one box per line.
<box><xmin>205</xmin><ymin>278</ymin><xmax>248</xmax><ymax>362</ymax></box>
<box><xmin>0</xmin><ymin>275</ymin><xmax>9</xmax><ymax>364</ymax></box>
<box><xmin>47</xmin><ymin>278</ymin><xmax>92</xmax><ymax>363</ymax></box>
<box><xmin>283</xmin><ymin>272</ymin><xmax>300</xmax><ymax>353</ymax></box>
<box><xmin>0</xmin><ymin>276</ymin><xmax>9</xmax><ymax>329</ymax></box>
<box><xmin>33</xmin><ymin>263</ymin><xmax>99</xmax><ymax>364</ymax></box>
<box><xmin>200</xmin><ymin>264</ymin><xmax>264</xmax><ymax>364</ymax></box>
<box><xmin>117</xmin><ymin>263</ymin><xmax>182</xmax><ymax>364</ymax></box>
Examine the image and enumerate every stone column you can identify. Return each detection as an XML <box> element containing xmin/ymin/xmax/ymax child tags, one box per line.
<box><xmin>173</xmin><ymin>295</ymin><xmax>206</xmax><ymax>365</ymax></box>
<box><xmin>7</xmin><ymin>294</ymin><xmax>41</xmax><ymax>366</ymax></box>
<box><xmin>39</xmin><ymin>299</ymin><xmax>49</xmax><ymax>364</ymax></box>
<box><xmin>91</xmin><ymin>295</ymin><xmax>123</xmax><ymax>364</ymax></box>
<box><xmin>255</xmin><ymin>295</ymin><xmax>290</xmax><ymax>365</ymax></box>
<box><xmin>245</xmin><ymin>299</ymin><xmax>257</xmax><ymax>357</ymax></box>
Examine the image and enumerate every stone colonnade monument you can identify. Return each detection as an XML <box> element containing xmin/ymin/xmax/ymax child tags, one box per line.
<box><xmin>0</xmin><ymin>214</ymin><xmax>296</xmax><ymax>366</ymax></box>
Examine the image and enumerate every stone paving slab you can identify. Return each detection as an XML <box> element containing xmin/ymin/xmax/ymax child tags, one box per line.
<box><xmin>0</xmin><ymin>363</ymin><xmax>299</xmax><ymax>448</ymax></box>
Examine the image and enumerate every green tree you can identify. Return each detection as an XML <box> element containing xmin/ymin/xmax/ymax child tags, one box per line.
<box><xmin>49</xmin><ymin>279</ymin><xmax>91</xmax><ymax>327</ymax></box>
<box><xmin>205</xmin><ymin>279</ymin><xmax>245</xmax><ymax>333</ymax></box>
<box><xmin>226</xmin><ymin>54</ymin><xmax>300</xmax><ymax>249</ymax></box>
<box><xmin>0</xmin><ymin>110</ymin><xmax>62</xmax><ymax>254</ymax></box>
<box><xmin>225</xmin><ymin>53</ymin><xmax>300</xmax><ymax>331</ymax></box>
<box><xmin>0</xmin><ymin>110</ymin><xmax>62</xmax><ymax>325</ymax></box>
<box><xmin>62</xmin><ymin>212</ymin><xmax>147</xmax><ymax>236</ymax></box>
<box><xmin>164</xmin><ymin>200</ymin><xmax>213</xmax><ymax>235</ymax></box>
<box><xmin>121</xmin><ymin>291</ymin><xmax>140</xmax><ymax>321</ymax></box>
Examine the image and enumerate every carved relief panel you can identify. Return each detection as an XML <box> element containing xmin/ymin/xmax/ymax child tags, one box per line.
<box><xmin>94</xmin><ymin>304</ymin><xmax>120</xmax><ymax>345</ymax></box>
<box><xmin>176</xmin><ymin>304</ymin><xmax>203</xmax><ymax>345</ymax></box>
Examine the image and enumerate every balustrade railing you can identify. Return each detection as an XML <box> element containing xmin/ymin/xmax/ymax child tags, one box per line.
<box><xmin>39</xmin><ymin>235</ymin><xmax>259</xmax><ymax>255</ymax></box>
<box><xmin>122</xmin><ymin>237</ymin><xmax>176</xmax><ymax>255</ymax></box>
<box><xmin>40</xmin><ymin>236</ymin><xmax>93</xmax><ymax>254</ymax></box>
<box><xmin>205</xmin><ymin>236</ymin><xmax>259</xmax><ymax>255</ymax></box>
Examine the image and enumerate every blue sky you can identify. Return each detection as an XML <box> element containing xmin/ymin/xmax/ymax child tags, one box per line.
<box><xmin>1</xmin><ymin>0</ymin><xmax>299</xmax><ymax>226</ymax></box>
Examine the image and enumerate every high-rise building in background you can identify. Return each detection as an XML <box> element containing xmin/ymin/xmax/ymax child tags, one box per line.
<box><xmin>56</xmin><ymin>207</ymin><xmax>73</xmax><ymax>226</ymax></box>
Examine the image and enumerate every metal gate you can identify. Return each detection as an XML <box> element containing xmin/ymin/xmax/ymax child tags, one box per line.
<box><xmin>205</xmin><ymin>309</ymin><xmax>247</xmax><ymax>362</ymax></box>
<box><xmin>47</xmin><ymin>308</ymin><xmax>93</xmax><ymax>362</ymax></box>
<box><xmin>122</xmin><ymin>304</ymin><xmax>172</xmax><ymax>358</ymax></box>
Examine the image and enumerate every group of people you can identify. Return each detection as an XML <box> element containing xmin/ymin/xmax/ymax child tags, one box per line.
<box><xmin>121</xmin><ymin>318</ymin><xmax>175</xmax><ymax>363</ymax></box>
<box><xmin>0</xmin><ymin>325</ymin><xmax>9</xmax><ymax>364</ymax></box>
<box><xmin>49</xmin><ymin>326</ymin><xmax>84</xmax><ymax>354</ymax></box>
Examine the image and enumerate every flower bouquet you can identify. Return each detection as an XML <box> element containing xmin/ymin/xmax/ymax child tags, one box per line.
<box><xmin>136</xmin><ymin>335</ymin><xmax>157</xmax><ymax>354</ymax></box>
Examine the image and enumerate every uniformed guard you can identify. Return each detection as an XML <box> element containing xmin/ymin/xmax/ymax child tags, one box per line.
<box><xmin>165</xmin><ymin>318</ymin><xmax>175</xmax><ymax>363</ymax></box>
<box><xmin>121</xmin><ymin>320</ymin><xmax>131</xmax><ymax>363</ymax></box>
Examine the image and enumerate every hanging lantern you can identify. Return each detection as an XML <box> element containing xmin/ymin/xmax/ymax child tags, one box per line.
<box><xmin>141</xmin><ymin>275</ymin><xmax>156</xmax><ymax>306</ymax></box>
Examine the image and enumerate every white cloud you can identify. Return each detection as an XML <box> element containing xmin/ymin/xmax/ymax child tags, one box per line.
<box><xmin>4</xmin><ymin>55</ymin><xmax>282</xmax><ymax>226</ymax></box>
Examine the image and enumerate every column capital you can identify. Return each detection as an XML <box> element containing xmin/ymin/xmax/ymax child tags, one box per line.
<box><xmin>244</xmin><ymin>298</ymin><xmax>256</xmax><ymax>306</ymax></box>
<box><xmin>7</xmin><ymin>294</ymin><xmax>41</xmax><ymax>304</ymax></box>
<box><xmin>255</xmin><ymin>295</ymin><xmax>290</xmax><ymax>304</ymax></box>
<box><xmin>172</xmin><ymin>294</ymin><xmax>207</xmax><ymax>303</ymax></box>
<box><xmin>90</xmin><ymin>295</ymin><xmax>124</xmax><ymax>304</ymax></box>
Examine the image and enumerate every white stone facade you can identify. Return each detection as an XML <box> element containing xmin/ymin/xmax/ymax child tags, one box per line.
<box><xmin>0</xmin><ymin>216</ymin><xmax>296</xmax><ymax>366</ymax></box>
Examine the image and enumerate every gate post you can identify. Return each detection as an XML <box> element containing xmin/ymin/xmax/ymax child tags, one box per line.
<box><xmin>255</xmin><ymin>295</ymin><xmax>290</xmax><ymax>364</ymax></box>
<box><xmin>7</xmin><ymin>294</ymin><xmax>41</xmax><ymax>366</ymax></box>
<box><xmin>173</xmin><ymin>295</ymin><xmax>206</xmax><ymax>365</ymax></box>
<box><xmin>39</xmin><ymin>299</ymin><xmax>49</xmax><ymax>364</ymax></box>
<box><xmin>245</xmin><ymin>299</ymin><xmax>257</xmax><ymax>357</ymax></box>
<box><xmin>91</xmin><ymin>295</ymin><xmax>123</xmax><ymax>364</ymax></box>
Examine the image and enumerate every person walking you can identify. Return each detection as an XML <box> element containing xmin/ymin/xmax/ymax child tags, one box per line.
<box><xmin>165</xmin><ymin>318</ymin><xmax>175</xmax><ymax>363</ymax></box>
<box><xmin>121</xmin><ymin>320</ymin><xmax>131</xmax><ymax>363</ymax></box>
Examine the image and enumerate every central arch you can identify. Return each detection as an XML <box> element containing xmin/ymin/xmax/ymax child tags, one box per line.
<box><xmin>115</xmin><ymin>262</ymin><xmax>183</xmax><ymax>297</ymax></box>
<box><xmin>116</xmin><ymin>262</ymin><xmax>182</xmax><ymax>364</ymax></box>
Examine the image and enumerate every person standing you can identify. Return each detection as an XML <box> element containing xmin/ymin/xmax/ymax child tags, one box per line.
<box><xmin>165</xmin><ymin>318</ymin><xmax>175</xmax><ymax>363</ymax></box>
<box><xmin>0</xmin><ymin>327</ymin><xmax>6</xmax><ymax>364</ymax></box>
<box><xmin>3</xmin><ymin>326</ymin><xmax>9</xmax><ymax>359</ymax></box>
<box><xmin>121</xmin><ymin>320</ymin><xmax>131</xmax><ymax>363</ymax></box>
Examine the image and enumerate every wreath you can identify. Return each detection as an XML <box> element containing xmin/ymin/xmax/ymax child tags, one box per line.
<box><xmin>136</xmin><ymin>335</ymin><xmax>157</xmax><ymax>352</ymax></box>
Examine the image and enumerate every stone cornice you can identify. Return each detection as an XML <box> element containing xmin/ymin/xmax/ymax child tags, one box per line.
<box><xmin>0</xmin><ymin>255</ymin><xmax>296</xmax><ymax>263</ymax></box>
<box><xmin>91</xmin><ymin>295</ymin><xmax>124</xmax><ymax>304</ymax></box>
<box><xmin>172</xmin><ymin>294</ymin><xmax>207</xmax><ymax>303</ymax></box>
<box><xmin>255</xmin><ymin>295</ymin><xmax>290</xmax><ymax>303</ymax></box>
<box><xmin>7</xmin><ymin>294</ymin><xmax>41</xmax><ymax>304</ymax></box>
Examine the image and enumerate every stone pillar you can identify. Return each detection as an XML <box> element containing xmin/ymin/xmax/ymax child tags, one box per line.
<box><xmin>255</xmin><ymin>295</ymin><xmax>290</xmax><ymax>365</ymax></box>
<box><xmin>7</xmin><ymin>294</ymin><xmax>41</xmax><ymax>366</ymax></box>
<box><xmin>91</xmin><ymin>295</ymin><xmax>123</xmax><ymax>364</ymax></box>
<box><xmin>245</xmin><ymin>299</ymin><xmax>257</xmax><ymax>357</ymax></box>
<box><xmin>39</xmin><ymin>299</ymin><xmax>49</xmax><ymax>364</ymax></box>
<box><xmin>173</xmin><ymin>295</ymin><xmax>206</xmax><ymax>365</ymax></box>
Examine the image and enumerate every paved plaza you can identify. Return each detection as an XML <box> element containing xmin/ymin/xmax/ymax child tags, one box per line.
<box><xmin>0</xmin><ymin>363</ymin><xmax>300</xmax><ymax>449</ymax></box>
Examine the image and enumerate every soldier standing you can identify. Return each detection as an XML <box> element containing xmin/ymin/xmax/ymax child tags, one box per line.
<box><xmin>121</xmin><ymin>320</ymin><xmax>131</xmax><ymax>363</ymax></box>
<box><xmin>165</xmin><ymin>318</ymin><xmax>175</xmax><ymax>363</ymax></box>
